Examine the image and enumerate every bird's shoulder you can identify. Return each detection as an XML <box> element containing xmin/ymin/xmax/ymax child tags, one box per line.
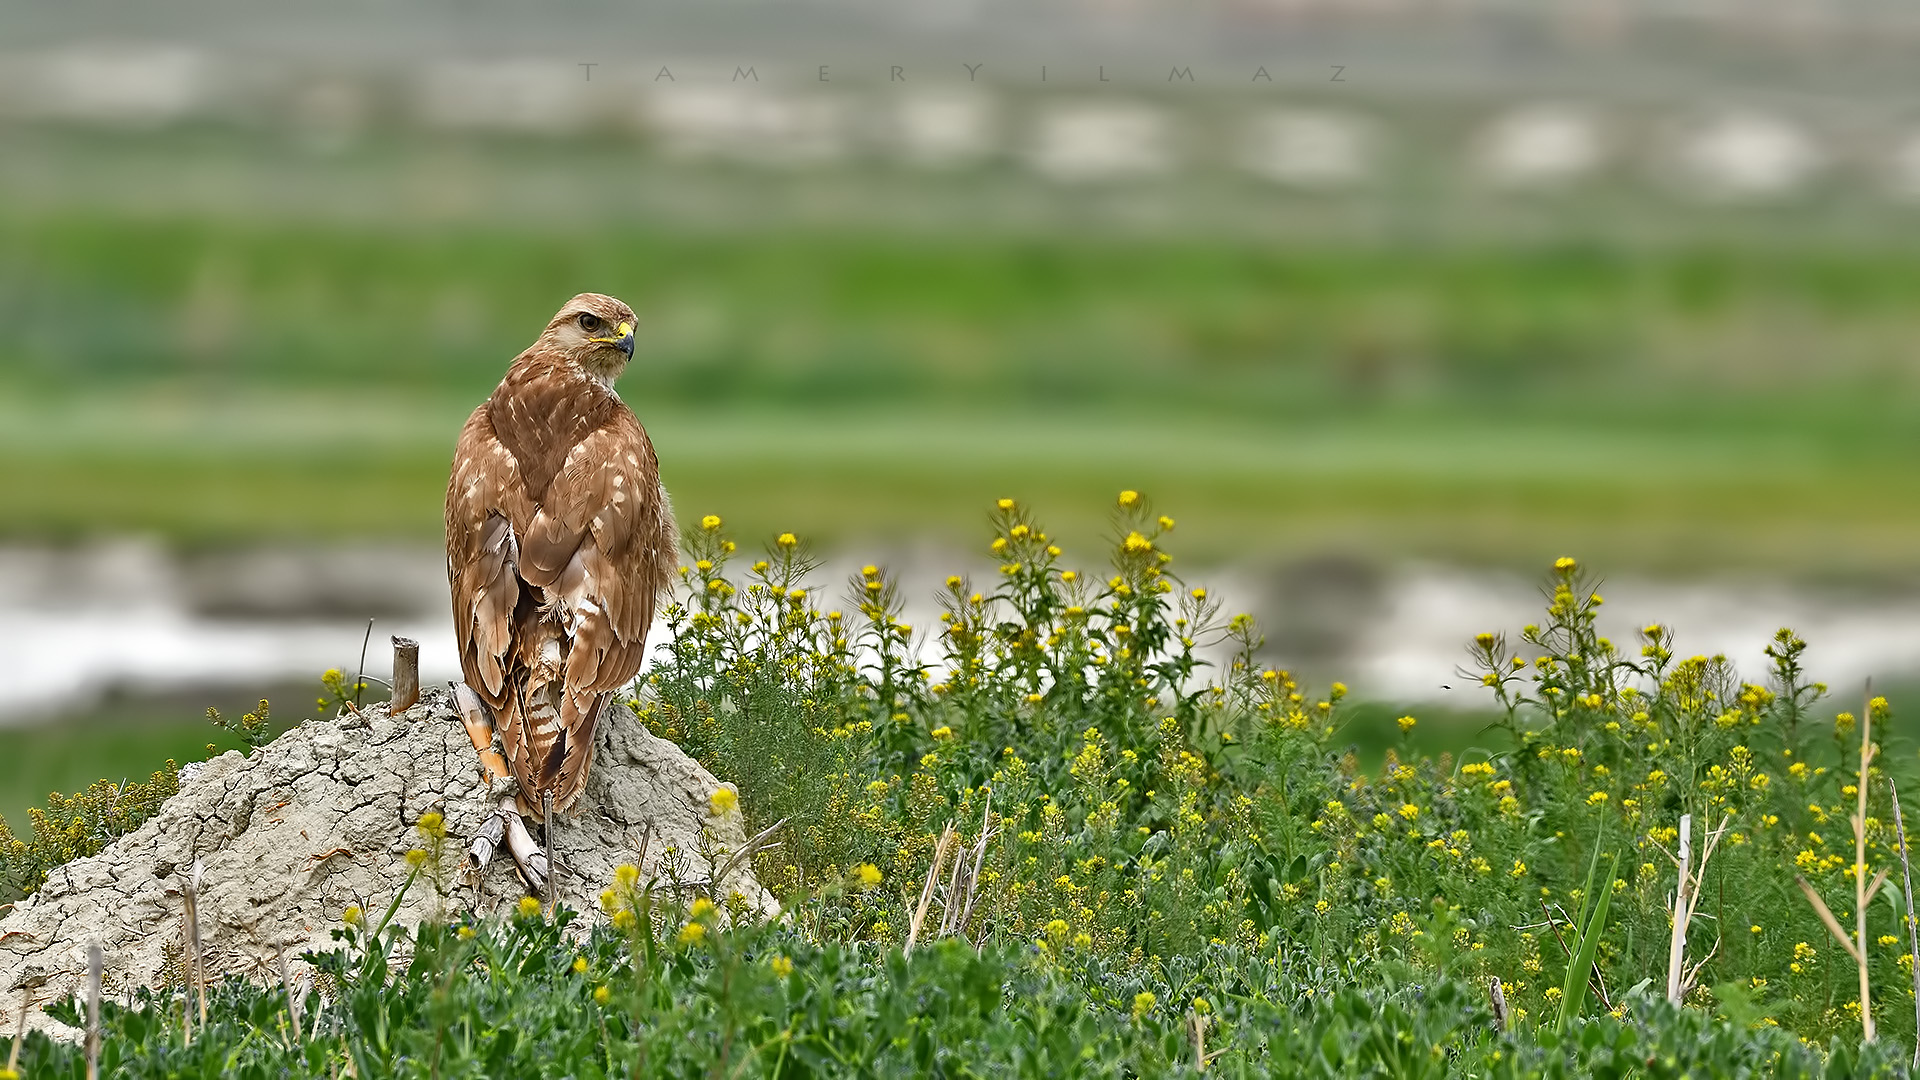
<box><xmin>484</xmin><ymin>351</ymin><xmax>633</xmax><ymax>501</ymax></box>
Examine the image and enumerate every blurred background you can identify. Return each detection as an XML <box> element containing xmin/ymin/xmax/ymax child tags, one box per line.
<box><xmin>3</xmin><ymin>0</ymin><xmax>1919</xmax><ymax>822</ymax></box>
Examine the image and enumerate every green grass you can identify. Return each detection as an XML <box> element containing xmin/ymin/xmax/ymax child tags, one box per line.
<box><xmin>19</xmin><ymin>507</ymin><xmax>1920</xmax><ymax>1074</ymax></box>
<box><xmin>0</xmin><ymin>689</ymin><xmax>304</xmax><ymax>832</ymax></box>
<box><xmin>6</xmin><ymin>390</ymin><xmax>1920</xmax><ymax>573</ymax></box>
<box><xmin>10</xmin><ymin>212</ymin><xmax>1920</xmax><ymax>571</ymax></box>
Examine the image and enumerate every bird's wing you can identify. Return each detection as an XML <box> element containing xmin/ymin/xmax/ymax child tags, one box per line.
<box><xmin>509</xmin><ymin>407</ymin><xmax>675</xmax><ymax>811</ymax></box>
<box><xmin>445</xmin><ymin>404</ymin><xmax>535</xmax><ymax>708</ymax></box>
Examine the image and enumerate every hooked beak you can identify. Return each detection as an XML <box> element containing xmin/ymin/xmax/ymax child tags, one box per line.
<box><xmin>591</xmin><ymin>320</ymin><xmax>635</xmax><ymax>358</ymax></box>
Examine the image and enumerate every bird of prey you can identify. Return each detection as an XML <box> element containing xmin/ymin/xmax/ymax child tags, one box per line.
<box><xmin>445</xmin><ymin>293</ymin><xmax>677</xmax><ymax>889</ymax></box>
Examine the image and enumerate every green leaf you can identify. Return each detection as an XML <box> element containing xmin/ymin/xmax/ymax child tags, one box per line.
<box><xmin>1557</xmin><ymin>837</ymin><xmax>1617</xmax><ymax>1036</ymax></box>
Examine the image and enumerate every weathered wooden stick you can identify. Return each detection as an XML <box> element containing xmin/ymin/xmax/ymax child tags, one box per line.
<box><xmin>1665</xmin><ymin>813</ymin><xmax>1693</xmax><ymax>1004</ymax></box>
<box><xmin>390</xmin><ymin>637</ymin><xmax>420</xmax><ymax>713</ymax></box>
<box><xmin>1892</xmin><ymin>779</ymin><xmax>1920</xmax><ymax>1070</ymax></box>
<box><xmin>85</xmin><ymin>943</ymin><xmax>101</xmax><ymax>1080</ymax></box>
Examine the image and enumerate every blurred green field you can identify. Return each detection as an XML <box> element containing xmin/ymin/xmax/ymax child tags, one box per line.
<box><xmin>0</xmin><ymin>689</ymin><xmax>303</xmax><ymax>833</ymax></box>
<box><xmin>7</xmin><ymin>214</ymin><xmax>1920</xmax><ymax>573</ymax></box>
<box><xmin>9</xmin><ymin>186</ymin><xmax>1920</xmax><ymax>829</ymax></box>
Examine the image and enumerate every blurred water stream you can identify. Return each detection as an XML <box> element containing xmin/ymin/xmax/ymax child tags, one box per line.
<box><xmin>7</xmin><ymin>538</ymin><xmax>1920</xmax><ymax>727</ymax></box>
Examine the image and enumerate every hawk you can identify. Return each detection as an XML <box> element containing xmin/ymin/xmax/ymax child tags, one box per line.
<box><xmin>446</xmin><ymin>293</ymin><xmax>677</xmax><ymax>835</ymax></box>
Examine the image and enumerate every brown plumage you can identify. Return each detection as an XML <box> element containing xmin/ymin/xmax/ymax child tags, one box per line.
<box><xmin>446</xmin><ymin>293</ymin><xmax>677</xmax><ymax>815</ymax></box>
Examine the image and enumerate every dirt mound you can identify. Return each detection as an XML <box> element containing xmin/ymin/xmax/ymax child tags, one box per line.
<box><xmin>0</xmin><ymin>686</ymin><xmax>771</xmax><ymax>1036</ymax></box>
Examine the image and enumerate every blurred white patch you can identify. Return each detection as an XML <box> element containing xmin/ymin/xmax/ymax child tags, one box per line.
<box><xmin>894</xmin><ymin>92</ymin><xmax>995</xmax><ymax>167</ymax></box>
<box><xmin>290</xmin><ymin>80</ymin><xmax>370</xmax><ymax>151</ymax></box>
<box><xmin>1883</xmin><ymin>131</ymin><xmax>1920</xmax><ymax>201</ymax></box>
<box><xmin>1665</xmin><ymin>110</ymin><xmax>1823</xmax><ymax>199</ymax></box>
<box><xmin>11</xmin><ymin>539</ymin><xmax>1920</xmax><ymax>727</ymax></box>
<box><xmin>6</xmin><ymin>45</ymin><xmax>207</xmax><ymax>125</ymax></box>
<box><xmin>1475</xmin><ymin>104</ymin><xmax>1605</xmax><ymax>188</ymax></box>
<box><xmin>1347</xmin><ymin>565</ymin><xmax>1920</xmax><ymax>709</ymax></box>
<box><xmin>0</xmin><ymin>540</ymin><xmax>461</xmax><ymax>726</ymax></box>
<box><xmin>416</xmin><ymin>60</ymin><xmax>591</xmax><ymax>134</ymax></box>
<box><xmin>642</xmin><ymin>87</ymin><xmax>848</xmax><ymax>166</ymax></box>
<box><xmin>1240</xmin><ymin>109</ymin><xmax>1375</xmax><ymax>188</ymax></box>
<box><xmin>1030</xmin><ymin>101</ymin><xmax>1174</xmax><ymax>182</ymax></box>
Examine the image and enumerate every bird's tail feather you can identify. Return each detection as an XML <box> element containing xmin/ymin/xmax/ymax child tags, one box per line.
<box><xmin>501</xmin><ymin>669</ymin><xmax>603</xmax><ymax>816</ymax></box>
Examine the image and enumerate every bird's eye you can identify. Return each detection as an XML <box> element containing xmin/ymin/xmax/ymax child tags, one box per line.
<box><xmin>577</xmin><ymin>313</ymin><xmax>602</xmax><ymax>334</ymax></box>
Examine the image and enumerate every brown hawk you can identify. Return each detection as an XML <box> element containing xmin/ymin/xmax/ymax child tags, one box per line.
<box><xmin>446</xmin><ymin>293</ymin><xmax>677</xmax><ymax>831</ymax></box>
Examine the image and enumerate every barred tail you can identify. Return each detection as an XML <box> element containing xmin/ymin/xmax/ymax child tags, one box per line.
<box><xmin>500</xmin><ymin>670</ymin><xmax>605</xmax><ymax>816</ymax></box>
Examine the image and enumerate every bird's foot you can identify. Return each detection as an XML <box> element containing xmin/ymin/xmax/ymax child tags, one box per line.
<box><xmin>470</xmin><ymin>796</ymin><xmax>549</xmax><ymax>895</ymax></box>
<box><xmin>451</xmin><ymin>682</ymin><xmax>551</xmax><ymax>896</ymax></box>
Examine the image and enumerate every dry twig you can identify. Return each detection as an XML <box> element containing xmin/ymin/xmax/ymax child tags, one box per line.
<box><xmin>1794</xmin><ymin>686</ymin><xmax>1889</xmax><ymax>1043</ymax></box>
<box><xmin>1664</xmin><ymin>812</ymin><xmax>1731</xmax><ymax>1004</ymax></box>
<box><xmin>85</xmin><ymin>943</ymin><xmax>101</xmax><ymax>1080</ymax></box>
<box><xmin>904</xmin><ymin>825</ymin><xmax>959</xmax><ymax>957</ymax></box>
<box><xmin>280</xmin><ymin>949</ymin><xmax>303</xmax><ymax>1046</ymax></box>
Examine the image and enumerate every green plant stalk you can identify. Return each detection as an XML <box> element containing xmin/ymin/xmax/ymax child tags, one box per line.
<box><xmin>1893</xmin><ymin>779</ymin><xmax>1920</xmax><ymax>1070</ymax></box>
<box><xmin>1856</xmin><ymin>689</ymin><xmax>1877</xmax><ymax>1043</ymax></box>
<box><xmin>1555</xmin><ymin>832</ymin><xmax>1615</xmax><ymax>1035</ymax></box>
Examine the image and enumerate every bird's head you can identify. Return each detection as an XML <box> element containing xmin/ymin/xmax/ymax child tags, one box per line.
<box><xmin>538</xmin><ymin>293</ymin><xmax>638</xmax><ymax>384</ymax></box>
